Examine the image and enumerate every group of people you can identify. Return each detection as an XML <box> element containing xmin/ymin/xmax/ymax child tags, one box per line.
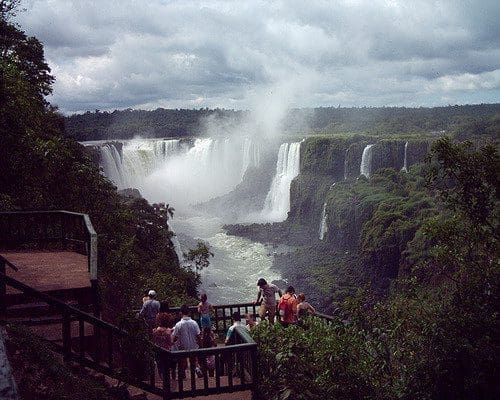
<box><xmin>254</xmin><ymin>278</ymin><xmax>316</xmax><ymax>327</ymax></box>
<box><xmin>138</xmin><ymin>291</ymin><xmax>213</xmax><ymax>379</ymax></box>
<box><xmin>137</xmin><ymin>278</ymin><xmax>315</xmax><ymax>379</ymax></box>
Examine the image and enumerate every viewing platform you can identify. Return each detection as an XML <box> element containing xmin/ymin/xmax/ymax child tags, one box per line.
<box><xmin>2</xmin><ymin>251</ymin><xmax>90</xmax><ymax>294</ymax></box>
<box><xmin>0</xmin><ymin>211</ymin><xmax>98</xmax><ymax>314</ymax></box>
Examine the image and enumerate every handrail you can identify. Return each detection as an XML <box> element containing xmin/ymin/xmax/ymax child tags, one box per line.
<box><xmin>1</xmin><ymin>270</ymin><xmax>258</xmax><ymax>399</ymax></box>
<box><xmin>0</xmin><ymin>268</ymin><xmax>124</xmax><ymax>333</ymax></box>
<box><xmin>1</xmin><ymin>257</ymin><xmax>18</xmax><ymax>272</ymax></box>
<box><xmin>0</xmin><ymin>210</ymin><xmax>97</xmax><ymax>280</ymax></box>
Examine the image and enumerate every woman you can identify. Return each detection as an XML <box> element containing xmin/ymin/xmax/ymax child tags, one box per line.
<box><xmin>152</xmin><ymin>312</ymin><xmax>173</xmax><ymax>378</ymax></box>
<box><xmin>296</xmin><ymin>292</ymin><xmax>316</xmax><ymax>322</ymax></box>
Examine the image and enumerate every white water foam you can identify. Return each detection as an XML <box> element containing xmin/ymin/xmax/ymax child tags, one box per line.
<box><xmin>360</xmin><ymin>144</ymin><xmax>374</xmax><ymax>178</ymax></box>
<box><xmin>261</xmin><ymin>141</ymin><xmax>301</xmax><ymax>222</ymax></box>
<box><xmin>401</xmin><ymin>141</ymin><xmax>408</xmax><ymax>173</ymax></box>
<box><xmin>319</xmin><ymin>202</ymin><xmax>328</xmax><ymax>241</ymax></box>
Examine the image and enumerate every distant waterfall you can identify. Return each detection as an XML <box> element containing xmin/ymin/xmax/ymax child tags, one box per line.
<box><xmin>86</xmin><ymin>137</ymin><xmax>260</xmax><ymax>206</ymax></box>
<box><xmin>401</xmin><ymin>141</ymin><xmax>408</xmax><ymax>172</ymax></box>
<box><xmin>319</xmin><ymin>202</ymin><xmax>328</xmax><ymax>240</ymax></box>
<box><xmin>360</xmin><ymin>144</ymin><xmax>374</xmax><ymax>178</ymax></box>
<box><xmin>343</xmin><ymin>148</ymin><xmax>349</xmax><ymax>180</ymax></box>
<box><xmin>262</xmin><ymin>142</ymin><xmax>301</xmax><ymax>222</ymax></box>
<box><xmin>241</xmin><ymin>138</ymin><xmax>261</xmax><ymax>178</ymax></box>
<box><xmin>99</xmin><ymin>144</ymin><xmax>125</xmax><ymax>187</ymax></box>
<box><xmin>170</xmin><ymin>233</ymin><xmax>184</xmax><ymax>265</ymax></box>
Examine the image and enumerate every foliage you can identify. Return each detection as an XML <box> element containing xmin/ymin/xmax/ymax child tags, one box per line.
<box><xmin>64</xmin><ymin>103</ymin><xmax>500</xmax><ymax>141</ymax></box>
<box><xmin>255</xmin><ymin>139</ymin><xmax>499</xmax><ymax>399</ymax></box>
<box><xmin>252</xmin><ymin>317</ymin><xmax>385</xmax><ymax>400</ymax></box>
<box><xmin>184</xmin><ymin>241</ymin><xmax>214</xmax><ymax>272</ymax></box>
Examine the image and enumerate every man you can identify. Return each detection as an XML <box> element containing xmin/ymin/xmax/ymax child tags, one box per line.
<box><xmin>225</xmin><ymin>312</ymin><xmax>245</xmax><ymax>344</ymax></box>
<box><xmin>278</xmin><ymin>286</ymin><xmax>298</xmax><ymax>327</ymax></box>
<box><xmin>138</xmin><ymin>289</ymin><xmax>160</xmax><ymax>331</ymax></box>
<box><xmin>254</xmin><ymin>278</ymin><xmax>282</xmax><ymax>324</ymax></box>
<box><xmin>172</xmin><ymin>304</ymin><xmax>201</xmax><ymax>378</ymax></box>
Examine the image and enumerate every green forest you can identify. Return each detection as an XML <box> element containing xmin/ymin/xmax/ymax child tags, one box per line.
<box><xmin>65</xmin><ymin>103</ymin><xmax>500</xmax><ymax>142</ymax></box>
<box><xmin>1</xmin><ymin>3</ymin><xmax>499</xmax><ymax>400</ymax></box>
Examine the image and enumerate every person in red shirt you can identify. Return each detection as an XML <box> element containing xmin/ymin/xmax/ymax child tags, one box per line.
<box><xmin>278</xmin><ymin>286</ymin><xmax>298</xmax><ymax>327</ymax></box>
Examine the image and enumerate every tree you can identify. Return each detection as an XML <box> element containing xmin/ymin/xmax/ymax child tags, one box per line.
<box><xmin>184</xmin><ymin>241</ymin><xmax>213</xmax><ymax>272</ymax></box>
<box><xmin>1</xmin><ymin>1</ymin><xmax>54</xmax><ymax>100</ymax></box>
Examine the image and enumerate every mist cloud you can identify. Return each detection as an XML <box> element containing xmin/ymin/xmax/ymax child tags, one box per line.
<box><xmin>16</xmin><ymin>0</ymin><xmax>500</xmax><ymax>113</ymax></box>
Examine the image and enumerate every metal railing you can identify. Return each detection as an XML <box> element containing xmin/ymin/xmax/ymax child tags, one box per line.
<box><xmin>0</xmin><ymin>211</ymin><xmax>97</xmax><ymax>280</ymax></box>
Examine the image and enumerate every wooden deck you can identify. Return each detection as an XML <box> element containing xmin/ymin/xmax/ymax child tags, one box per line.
<box><xmin>1</xmin><ymin>251</ymin><xmax>90</xmax><ymax>294</ymax></box>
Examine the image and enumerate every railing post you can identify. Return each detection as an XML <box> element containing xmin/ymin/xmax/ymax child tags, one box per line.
<box><xmin>251</xmin><ymin>345</ymin><xmax>258</xmax><ymax>400</ymax></box>
<box><xmin>0</xmin><ymin>259</ymin><xmax>6</xmax><ymax>317</ymax></box>
<box><xmin>62</xmin><ymin>311</ymin><xmax>72</xmax><ymax>362</ymax></box>
<box><xmin>162</xmin><ymin>353</ymin><xmax>172</xmax><ymax>400</ymax></box>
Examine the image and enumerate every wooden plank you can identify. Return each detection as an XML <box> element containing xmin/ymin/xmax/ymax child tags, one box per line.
<box><xmin>1</xmin><ymin>251</ymin><xmax>91</xmax><ymax>294</ymax></box>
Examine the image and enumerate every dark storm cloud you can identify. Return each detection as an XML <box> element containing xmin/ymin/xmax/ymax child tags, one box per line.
<box><xmin>15</xmin><ymin>0</ymin><xmax>500</xmax><ymax>113</ymax></box>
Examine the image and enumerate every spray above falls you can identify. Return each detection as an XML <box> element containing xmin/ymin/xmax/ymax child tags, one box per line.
<box><xmin>86</xmin><ymin>137</ymin><xmax>260</xmax><ymax>208</ymax></box>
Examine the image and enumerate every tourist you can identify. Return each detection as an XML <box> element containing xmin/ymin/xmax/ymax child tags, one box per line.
<box><xmin>244</xmin><ymin>313</ymin><xmax>257</xmax><ymax>330</ymax></box>
<box><xmin>152</xmin><ymin>312</ymin><xmax>173</xmax><ymax>378</ymax></box>
<box><xmin>142</xmin><ymin>289</ymin><xmax>151</xmax><ymax>303</ymax></box>
<box><xmin>172</xmin><ymin>304</ymin><xmax>202</xmax><ymax>379</ymax></box>
<box><xmin>254</xmin><ymin>278</ymin><xmax>282</xmax><ymax>324</ymax></box>
<box><xmin>200</xmin><ymin>326</ymin><xmax>216</xmax><ymax>377</ymax></box>
<box><xmin>278</xmin><ymin>286</ymin><xmax>298</xmax><ymax>327</ymax></box>
<box><xmin>225</xmin><ymin>311</ymin><xmax>245</xmax><ymax>344</ymax></box>
<box><xmin>138</xmin><ymin>289</ymin><xmax>161</xmax><ymax>331</ymax></box>
<box><xmin>156</xmin><ymin>301</ymin><xmax>171</xmax><ymax>321</ymax></box>
<box><xmin>197</xmin><ymin>293</ymin><xmax>213</xmax><ymax>329</ymax></box>
<box><xmin>296</xmin><ymin>292</ymin><xmax>316</xmax><ymax>323</ymax></box>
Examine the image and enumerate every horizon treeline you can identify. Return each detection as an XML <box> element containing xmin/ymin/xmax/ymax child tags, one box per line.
<box><xmin>65</xmin><ymin>103</ymin><xmax>500</xmax><ymax>141</ymax></box>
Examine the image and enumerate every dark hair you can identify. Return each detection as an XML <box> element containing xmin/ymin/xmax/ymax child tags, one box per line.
<box><xmin>180</xmin><ymin>304</ymin><xmax>190</xmax><ymax>315</ymax></box>
<box><xmin>286</xmin><ymin>286</ymin><xmax>295</xmax><ymax>294</ymax></box>
<box><xmin>257</xmin><ymin>278</ymin><xmax>267</xmax><ymax>287</ymax></box>
<box><xmin>201</xmin><ymin>327</ymin><xmax>214</xmax><ymax>348</ymax></box>
<box><xmin>156</xmin><ymin>312</ymin><xmax>172</xmax><ymax>328</ymax></box>
<box><xmin>160</xmin><ymin>301</ymin><xmax>170</xmax><ymax>313</ymax></box>
<box><xmin>232</xmin><ymin>311</ymin><xmax>241</xmax><ymax>322</ymax></box>
<box><xmin>200</xmin><ymin>293</ymin><xmax>207</xmax><ymax>302</ymax></box>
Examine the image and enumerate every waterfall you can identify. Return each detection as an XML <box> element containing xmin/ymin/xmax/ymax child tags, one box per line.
<box><xmin>241</xmin><ymin>138</ymin><xmax>260</xmax><ymax>178</ymax></box>
<box><xmin>261</xmin><ymin>141</ymin><xmax>301</xmax><ymax>222</ymax></box>
<box><xmin>319</xmin><ymin>202</ymin><xmax>328</xmax><ymax>240</ymax></box>
<box><xmin>88</xmin><ymin>137</ymin><xmax>260</xmax><ymax>207</ymax></box>
<box><xmin>343</xmin><ymin>148</ymin><xmax>349</xmax><ymax>180</ymax></box>
<box><xmin>360</xmin><ymin>144</ymin><xmax>374</xmax><ymax>178</ymax></box>
<box><xmin>170</xmin><ymin>233</ymin><xmax>184</xmax><ymax>265</ymax></box>
<box><xmin>99</xmin><ymin>144</ymin><xmax>125</xmax><ymax>187</ymax></box>
<box><xmin>401</xmin><ymin>141</ymin><xmax>408</xmax><ymax>172</ymax></box>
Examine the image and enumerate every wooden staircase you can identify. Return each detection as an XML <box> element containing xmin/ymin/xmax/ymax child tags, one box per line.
<box><xmin>0</xmin><ymin>211</ymin><xmax>258</xmax><ymax>399</ymax></box>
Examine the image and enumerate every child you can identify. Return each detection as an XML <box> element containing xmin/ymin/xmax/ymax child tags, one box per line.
<box><xmin>197</xmin><ymin>293</ymin><xmax>213</xmax><ymax>329</ymax></box>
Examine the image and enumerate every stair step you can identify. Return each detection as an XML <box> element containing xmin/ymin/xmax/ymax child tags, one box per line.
<box><xmin>5</xmin><ymin>300</ymin><xmax>92</xmax><ymax>319</ymax></box>
<box><xmin>5</xmin><ymin>301</ymin><xmax>51</xmax><ymax>318</ymax></box>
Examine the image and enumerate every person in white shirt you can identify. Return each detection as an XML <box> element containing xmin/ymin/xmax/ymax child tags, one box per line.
<box><xmin>172</xmin><ymin>304</ymin><xmax>201</xmax><ymax>379</ymax></box>
<box><xmin>254</xmin><ymin>278</ymin><xmax>282</xmax><ymax>324</ymax></box>
<box><xmin>225</xmin><ymin>311</ymin><xmax>245</xmax><ymax>344</ymax></box>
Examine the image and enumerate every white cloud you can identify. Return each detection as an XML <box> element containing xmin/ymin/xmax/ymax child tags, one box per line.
<box><xmin>15</xmin><ymin>0</ymin><xmax>500</xmax><ymax>113</ymax></box>
<box><xmin>426</xmin><ymin>70</ymin><xmax>500</xmax><ymax>92</ymax></box>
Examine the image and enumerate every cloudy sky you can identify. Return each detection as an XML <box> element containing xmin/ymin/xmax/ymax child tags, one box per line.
<box><xmin>16</xmin><ymin>0</ymin><xmax>500</xmax><ymax>114</ymax></box>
